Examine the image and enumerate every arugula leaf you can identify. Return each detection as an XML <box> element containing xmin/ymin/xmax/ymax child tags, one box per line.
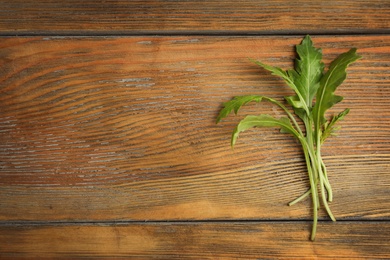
<box><xmin>232</xmin><ymin>115</ymin><xmax>299</xmax><ymax>147</ymax></box>
<box><xmin>249</xmin><ymin>58</ymin><xmax>291</xmax><ymax>83</ymax></box>
<box><xmin>292</xmin><ymin>35</ymin><xmax>324</xmax><ymax>107</ymax></box>
<box><xmin>249</xmin><ymin>58</ymin><xmax>310</xmax><ymax>115</ymax></box>
<box><xmin>285</xmin><ymin>35</ymin><xmax>324</xmax><ymax>120</ymax></box>
<box><xmin>321</xmin><ymin>108</ymin><xmax>350</xmax><ymax>144</ymax></box>
<box><xmin>313</xmin><ymin>48</ymin><xmax>361</xmax><ymax>129</ymax></box>
<box><xmin>216</xmin><ymin>95</ymin><xmax>263</xmax><ymax>123</ymax></box>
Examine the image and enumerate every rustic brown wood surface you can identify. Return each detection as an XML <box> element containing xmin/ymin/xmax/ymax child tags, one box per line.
<box><xmin>0</xmin><ymin>0</ymin><xmax>389</xmax><ymax>35</ymax></box>
<box><xmin>0</xmin><ymin>0</ymin><xmax>390</xmax><ymax>258</ymax></box>
<box><xmin>1</xmin><ymin>222</ymin><xmax>389</xmax><ymax>258</ymax></box>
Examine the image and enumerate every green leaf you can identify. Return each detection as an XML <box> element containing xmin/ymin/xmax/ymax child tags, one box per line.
<box><xmin>313</xmin><ymin>48</ymin><xmax>361</xmax><ymax>129</ymax></box>
<box><xmin>293</xmin><ymin>35</ymin><xmax>325</xmax><ymax>107</ymax></box>
<box><xmin>249</xmin><ymin>58</ymin><xmax>290</xmax><ymax>82</ymax></box>
<box><xmin>216</xmin><ymin>95</ymin><xmax>263</xmax><ymax>123</ymax></box>
<box><xmin>231</xmin><ymin>115</ymin><xmax>299</xmax><ymax>147</ymax></box>
<box><xmin>250</xmin><ymin>52</ymin><xmax>311</xmax><ymax>114</ymax></box>
<box><xmin>285</xmin><ymin>35</ymin><xmax>324</xmax><ymax>121</ymax></box>
<box><xmin>321</xmin><ymin>108</ymin><xmax>350</xmax><ymax>144</ymax></box>
<box><xmin>284</xmin><ymin>95</ymin><xmax>307</xmax><ymax>120</ymax></box>
<box><xmin>249</xmin><ymin>59</ymin><xmax>304</xmax><ymax>106</ymax></box>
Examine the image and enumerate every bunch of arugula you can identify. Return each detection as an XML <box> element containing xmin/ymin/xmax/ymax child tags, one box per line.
<box><xmin>216</xmin><ymin>35</ymin><xmax>361</xmax><ymax>240</ymax></box>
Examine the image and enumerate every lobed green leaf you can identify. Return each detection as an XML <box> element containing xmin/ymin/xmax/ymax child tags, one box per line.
<box><xmin>249</xmin><ymin>58</ymin><xmax>290</xmax><ymax>82</ymax></box>
<box><xmin>231</xmin><ymin>114</ymin><xmax>300</xmax><ymax>147</ymax></box>
<box><xmin>285</xmin><ymin>35</ymin><xmax>324</xmax><ymax>120</ymax></box>
<box><xmin>321</xmin><ymin>108</ymin><xmax>350</xmax><ymax>144</ymax></box>
<box><xmin>216</xmin><ymin>95</ymin><xmax>263</xmax><ymax>123</ymax></box>
<box><xmin>249</xmin><ymin>59</ymin><xmax>303</xmax><ymax>105</ymax></box>
<box><xmin>313</xmin><ymin>48</ymin><xmax>361</xmax><ymax>129</ymax></box>
<box><xmin>293</xmin><ymin>35</ymin><xmax>325</xmax><ymax>107</ymax></box>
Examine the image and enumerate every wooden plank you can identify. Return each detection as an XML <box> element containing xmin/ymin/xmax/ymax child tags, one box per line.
<box><xmin>0</xmin><ymin>36</ymin><xmax>389</xmax><ymax>222</ymax></box>
<box><xmin>0</xmin><ymin>0</ymin><xmax>389</xmax><ymax>34</ymax></box>
<box><xmin>0</xmin><ymin>222</ymin><xmax>389</xmax><ymax>258</ymax></box>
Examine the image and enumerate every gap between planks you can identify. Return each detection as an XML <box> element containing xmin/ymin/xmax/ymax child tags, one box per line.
<box><xmin>0</xmin><ymin>30</ymin><xmax>389</xmax><ymax>38</ymax></box>
<box><xmin>1</xmin><ymin>219</ymin><xmax>389</xmax><ymax>227</ymax></box>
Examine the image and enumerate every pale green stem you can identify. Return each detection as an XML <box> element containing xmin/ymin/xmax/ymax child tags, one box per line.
<box><xmin>288</xmin><ymin>142</ymin><xmax>315</xmax><ymax>206</ymax></box>
<box><xmin>320</xmin><ymin>158</ymin><xmax>333</xmax><ymax>202</ymax></box>
<box><xmin>305</xmin><ymin>117</ymin><xmax>322</xmax><ymax>211</ymax></box>
<box><xmin>306</xmin><ymin>146</ymin><xmax>319</xmax><ymax>241</ymax></box>
<box><xmin>263</xmin><ymin>97</ymin><xmax>304</xmax><ymax>136</ymax></box>
<box><xmin>316</xmin><ymin>135</ymin><xmax>336</xmax><ymax>222</ymax></box>
<box><xmin>289</xmin><ymin>188</ymin><xmax>311</xmax><ymax>206</ymax></box>
<box><xmin>297</xmin><ymin>136</ymin><xmax>319</xmax><ymax>240</ymax></box>
<box><xmin>264</xmin><ymin>97</ymin><xmax>331</xmax><ymax>239</ymax></box>
<box><xmin>289</xmin><ymin>116</ymin><xmax>318</xmax><ymax>202</ymax></box>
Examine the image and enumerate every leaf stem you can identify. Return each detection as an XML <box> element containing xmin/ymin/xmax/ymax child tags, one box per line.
<box><xmin>316</xmin><ymin>135</ymin><xmax>336</xmax><ymax>221</ymax></box>
<box><xmin>320</xmin><ymin>157</ymin><xmax>333</xmax><ymax>202</ymax></box>
<box><xmin>263</xmin><ymin>97</ymin><xmax>304</xmax><ymax>136</ymax></box>
<box><xmin>300</xmin><ymin>143</ymin><xmax>319</xmax><ymax>241</ymax></box>
<box><xmin>288</xmin><ymin>188</ymin><xmax>311</xmax><ymax>206</ymax></box>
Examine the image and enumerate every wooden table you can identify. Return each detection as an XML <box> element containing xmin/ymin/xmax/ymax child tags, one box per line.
<box><xmin>0</xmin><ymin>1</ymin><xmax>389</xmax><ymax>258</ymax></box>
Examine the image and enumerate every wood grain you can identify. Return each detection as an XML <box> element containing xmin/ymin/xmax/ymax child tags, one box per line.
<box><xmin>0</xmin><ymin>0</ymin><xmax>389</xmax><ymax>35</ymax></box>
<box><xmin>1</xmin><ymin>36</ymin><xmax>389</xmax><ymax>223</ymax></box>
<box><xmin>1</xmin><ymin>222</ymin><xmax>389</xmax><ymax>258</ymax></box>
<box><xmin>1</xmin><ymin>0</ymin><xmax>390</xmax><ymax>254</ymax></box>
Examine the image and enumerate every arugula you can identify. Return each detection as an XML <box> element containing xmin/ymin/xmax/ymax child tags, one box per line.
<box><xmin>217</xmin><ymin>35</ymin><xmax>361</xmax><ymax>240</ymax></box>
